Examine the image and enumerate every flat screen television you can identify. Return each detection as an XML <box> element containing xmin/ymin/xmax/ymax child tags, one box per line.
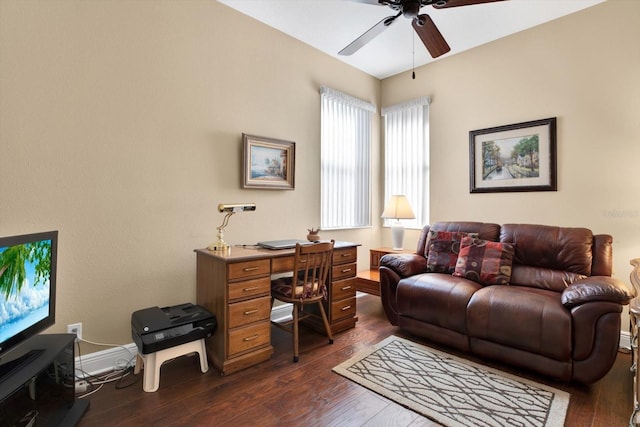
<box><xmin>0</xmin><ymin>230</ymin><xmax>57</xmax><ymax>372</ymax></box>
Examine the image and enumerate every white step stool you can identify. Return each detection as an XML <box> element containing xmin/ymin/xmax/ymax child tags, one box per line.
<box><xmin>134</xmin><ymin>338</ymin><xmax>208</xmax><ymax>392</ymax></box>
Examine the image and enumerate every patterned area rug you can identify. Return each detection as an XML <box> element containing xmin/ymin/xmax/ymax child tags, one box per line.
<box><xmin>333</xmin><ymin>336</ymin><xmax>569</xmax><ymax>427</ymax></box>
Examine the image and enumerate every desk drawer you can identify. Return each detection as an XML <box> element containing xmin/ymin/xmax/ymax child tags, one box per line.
<box><xmin>228</xmin><ymin>321</ymin><xmax>270</xmax><ymax>357</ymax></box>
<box><xmin>228</xmin><ymin>296</ymin><xmax>271</xmax><ymax>328</ymax></box>
<box><xmin>332</xmin><ymin>262</ymin><xmax>356</xmax><ymax>281</ymax></box>
<box><xmin>333</xmin><ymin>247</ymin><xmax>357</xmax><ymax>265</ymax></box>
<box><xmin>228</xmin><ymin>259</ymin><xmax>270</xmax><ymax>281</ymax></box>
<box><xmin>271</xmin><ymin>256</ymin><xmax>295</xmax><ymax>274</ymax></box>
<box><xmin>331</xmin><ymin>296</ymin><xmax>356</xmax><ymax>322</ymax></box>
<box><xmin>332</xmin><ymin>278</ymin><xmax>356</xmax><ymax>301</ymax></box>
<box><xmin>228</xmin><ymin>277</ymin><xmax>270</xmax><ymax>301</ymax></box>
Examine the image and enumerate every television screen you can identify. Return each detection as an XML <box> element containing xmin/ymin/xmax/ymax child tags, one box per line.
<box><xmin>0</xmin><ymin>231</ymin><xmax>57</xmax><ymax>357</ymax></box>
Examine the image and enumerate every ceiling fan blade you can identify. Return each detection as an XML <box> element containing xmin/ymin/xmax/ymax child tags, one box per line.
<box><xmin>412</xmin><ymin>14</ymin><xmax>451</xmax><ymax>58</ymax></box>
<box><xmin>339</xmin><ymin>13</ymin><xmax>401</xmax><ymax>56</ymax></box>
<box><xmin>350</xmin><ymin>0</ymin><xmax>384</xmax><ymax>4</ymax></box>
<box><xmin>433</xmin><ymin>0</ymin><xmax>506</xmax><ymax>9</ymax></box>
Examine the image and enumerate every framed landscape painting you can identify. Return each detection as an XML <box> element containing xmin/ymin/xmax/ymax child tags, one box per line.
<box><xmin>469</xmin><ymin>117</ymin><xmax>557</xmax><ymax>193</ymax></box>
<box><xmin>242</xmin><ymin>134</ymin><xmax>295</xmax><ymax>190</ymax></box>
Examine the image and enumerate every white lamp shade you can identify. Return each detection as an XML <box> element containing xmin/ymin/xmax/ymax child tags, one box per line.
<box><xmin>381</xmin><ymin>195</ymin><xmax>415</xmax><ymax>220</ymax></box>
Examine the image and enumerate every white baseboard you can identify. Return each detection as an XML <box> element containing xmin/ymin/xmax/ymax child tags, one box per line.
<box><xmin>74</xmin><ymin>319</ymin><xmax>632</xmax><ymax>376</ymax></box>
<box><xmin>73</xmin><ymin>306</ymin><xmax>293</xmax><ymax>377</ymax></box>
<box><xmin>271</xmin><ymin>303</ymin><xmax>293</xmax><ymax>322</ymax></box>
<box><xmin>74</xmin><ymin>342</ymin><xmax>138</xmax><ymax>378</ymax></box>
<box><xmin>621</xmin><ymin>330</ymin><xmax>632</xmax><ymax>351</ymax></box>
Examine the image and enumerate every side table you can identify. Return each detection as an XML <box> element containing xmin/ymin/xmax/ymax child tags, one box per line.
<box><xmin>355</xmin><ymin>247</ymin><xmax>413</xmax><ymax>296</ymax></box>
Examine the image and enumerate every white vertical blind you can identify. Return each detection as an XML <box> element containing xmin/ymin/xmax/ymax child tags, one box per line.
<box><xmin>320</xmin><ymin>86</ymin><xmax>375</xmax><ymax>230</ymax></box>
<box><xmin>382</xmin><ymin>96</ymin><xmax>430</xmax><ymax>229</ymax></box>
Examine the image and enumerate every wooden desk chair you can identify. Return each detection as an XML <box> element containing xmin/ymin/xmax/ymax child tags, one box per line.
<box><xmin>271</xmin><ymin>240</ymin><xmax>335</xmax><ymax>362</ymax></box>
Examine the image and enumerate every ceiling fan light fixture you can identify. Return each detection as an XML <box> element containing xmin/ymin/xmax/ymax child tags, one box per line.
<box><xmin>403</xmin><ymin>0</ymin><xmax>421</xmax><ymax>18</ymax></box>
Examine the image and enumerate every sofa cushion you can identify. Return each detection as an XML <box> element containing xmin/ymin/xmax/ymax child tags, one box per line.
<box><xmin>510</xmin><ymin>265</ymin><xmax>586</xmax><ymax>292</ymax></box>
<box><xmin>452</xmin><ymin>237</ymin><xmax>515</xmax><ymax>286</ymax></box>
<box><xmin>467</xmin><ymin>286</ymin><xmax>572</xmax><ymax>361</ymax></box>
<box><xmin>397</xmin><ymin>273</ymin><xmax>482</xmax><ymax>334</ymax></box>
<box><xmin>501</xmin><ymin>224</ymin><xmax>594</xmax><ymax>277</ymax></box>
<box><xmin>426</xmin><ymin>230</ymin><xmax>478</xmax><ymax>273</ymax></box>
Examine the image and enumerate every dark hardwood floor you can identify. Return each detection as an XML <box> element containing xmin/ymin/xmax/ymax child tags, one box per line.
<box><xmin>78</xmin><ymin>294</ymin><xmax>634</xmax><ymax>426</ymax></box>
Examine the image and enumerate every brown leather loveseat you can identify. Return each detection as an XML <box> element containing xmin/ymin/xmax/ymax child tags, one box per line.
<box><xmin>379</xmin><ymin>221</ymin><xmax>635</xmax><ymax>383</ymax></box>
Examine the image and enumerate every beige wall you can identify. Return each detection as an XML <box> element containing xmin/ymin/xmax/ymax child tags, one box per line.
<box><xmin>0</xmin><ymin>0</ymin><xmax>380</xmax><ymax>352</ymax></box>
<box><xmin>382</xmin><ymin>0</ymin><xmax>640</xmax><ymax>327</ymax></box>
<box><xmin>1</xmin><ymin>0</ymin><xmax>638</xmax><ymax>352</ymax></box>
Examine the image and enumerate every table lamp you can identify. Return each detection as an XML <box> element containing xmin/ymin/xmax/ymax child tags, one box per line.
<box><xmin>208</xmin><ymin>203</ymin><xmax>256</xmax><ymax>251</ymax></box>
<box><xmin>381</xmin><ymin>195</ymin><xmax>415</xmax><ymax>250</ymax></box>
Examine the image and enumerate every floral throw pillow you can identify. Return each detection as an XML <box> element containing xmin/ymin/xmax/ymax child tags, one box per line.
<box><xmin>426</xmin><ymin>231</ymin><xmax>479</xmax><ymax>274</ymax></box>
<box><xmin>452</xmin><ymin>236</ymin><xmax>515</xmax><ymax>286</ymax></box>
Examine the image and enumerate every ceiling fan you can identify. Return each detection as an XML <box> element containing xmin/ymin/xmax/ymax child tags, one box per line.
<box><xmin>339</xmin><ymin>0</ymin><xmax>506</xmax><ymax>58</ymax></box>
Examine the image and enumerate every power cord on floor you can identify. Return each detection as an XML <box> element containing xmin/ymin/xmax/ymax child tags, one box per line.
<box><xmin>73</xmin><ymin>338</ymin><xmax>140</xmax><ymax>398</ymax></box>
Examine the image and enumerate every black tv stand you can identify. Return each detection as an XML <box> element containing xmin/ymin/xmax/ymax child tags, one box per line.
<box><xmin>0</xmin><ymin>349</ymin><xmax>45</xmax><ymax>384</ymax></box>
<box><xmin>0</xmin><ymin>334</ymin><xmax>89</xmax><ymax>426</ymax></box>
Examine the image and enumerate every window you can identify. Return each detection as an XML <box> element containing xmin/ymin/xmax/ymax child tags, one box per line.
<box><xmin>320</xmin><ymin>86</ymin><xmax>375</xmax><ymax>230</ymax></box>
<box><xmin>382</xmin><ymin>97</ymin><xmax>430</xmax><ymax>229</ymax></box>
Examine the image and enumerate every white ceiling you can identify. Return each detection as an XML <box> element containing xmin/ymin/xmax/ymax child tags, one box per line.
<box><xmin>218</xmin><ymin>0</ymin><xmax>605</xmax><ymax>79</ymax></box>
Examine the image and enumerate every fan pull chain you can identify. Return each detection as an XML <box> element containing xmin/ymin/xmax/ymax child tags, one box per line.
<box><xmin>412</xmin><ymin>29</ymin><xmax>416</xmax><ymax>80</ymax></box>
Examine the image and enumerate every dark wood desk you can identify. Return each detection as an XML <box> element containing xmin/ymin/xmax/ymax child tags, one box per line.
<box><xmin>195</xmin><ymin>241</ymin><xmax>359</xmax><ymax>375</ymax></box>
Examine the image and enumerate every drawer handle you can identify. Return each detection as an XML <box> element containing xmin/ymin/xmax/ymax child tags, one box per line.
<box><xmin>244</xmin><ymin>309</ymin><xmax>258</xmax><ymax>315</ymax></box>
<box><xmin>341</xmin><ymin>305</ymin><xmax>352</xmax><ymax>311</ymax></box>
<box><xmin>243</xmin><ymin>266</ymin><xmax>260</xmax><ymax>272</ymax></box>
<box><xmin>341</xmin><ymin>286</ymin><xmax>352</xmax><ymax>291</ymax></box>
<box><xmin>341</xmin><ymin>268</ymin><xmax>352</xmax><ymax>273</ymax></box>
<box><xmin>341</xmin><ymin>253</ymin><xmax>352</xmax><ymax>258</ymax></box>
<box><xmin>243</xmin><ymin>334</ymin><xmax>259</xmax><ymax>342</ymax></box>
<box><xmin>243</xmin><ymin>286</ymin><xmax>259</xmax><ymax>292</ymax></box>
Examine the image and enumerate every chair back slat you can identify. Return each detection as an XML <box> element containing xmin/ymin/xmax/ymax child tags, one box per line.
<box><xmin>292</xmin><ymin>240</ymin><xmax>334</xmax><ymax>300</ymax></box>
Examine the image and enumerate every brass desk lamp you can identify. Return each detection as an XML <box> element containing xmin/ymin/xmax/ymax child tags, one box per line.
<box><xmin>208</xmin><ymin>203</ymin><xmax>256</xmax><ymax>251</ymax></box>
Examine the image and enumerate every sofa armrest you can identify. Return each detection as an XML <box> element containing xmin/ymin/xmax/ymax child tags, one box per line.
<box><xmin>379</xmin><ymin>253</ymin><xmax>428</xmax><ymax>278</ymax></box>
<box><xmin>561</xmin><ymin>276</ymin><xmax>636</xmax><ymax>308</ymax></box>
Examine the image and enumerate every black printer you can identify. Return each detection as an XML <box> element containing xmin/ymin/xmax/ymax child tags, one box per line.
<box><xmin>131</xmin><ymin>303</ymin><xmax>216</xmax><ymax>354</ymax></box>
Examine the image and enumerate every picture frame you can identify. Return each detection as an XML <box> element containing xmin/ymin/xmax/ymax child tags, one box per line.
<box><xmin>242</xmin><ymin>134</ymin><xmax>295</xmax><ymax>190</ymax></box>
<box><xmin>469</xmin><ymin>117</ymin><xmax>557</xmax><ymax>193</ymax></box>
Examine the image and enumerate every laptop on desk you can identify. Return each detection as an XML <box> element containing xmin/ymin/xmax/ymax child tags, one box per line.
<box><xmin>256</xmin><ymin>239</ymin><xmax>308</xmax><ymax>250</ymax></box>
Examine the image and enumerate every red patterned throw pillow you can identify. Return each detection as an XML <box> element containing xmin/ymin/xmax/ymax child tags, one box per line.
<box><xmin>426</xmin><ymin>231</ymin><xmax>479</xmax><ymax>274</ymax></box>
<box><xmin>452</xmin><ymin>236</ymin><xmax>515</xmax><ymax>285</ymax></box>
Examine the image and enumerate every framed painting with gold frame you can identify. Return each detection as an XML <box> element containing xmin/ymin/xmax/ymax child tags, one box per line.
<box><xmin>242</xmin><ymin>134</ymin><xmax>295</xmax><ymax>190</ymax></box>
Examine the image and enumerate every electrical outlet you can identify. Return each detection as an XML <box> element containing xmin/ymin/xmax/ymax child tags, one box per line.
<box><xmin>67</xmin><ymin>322</ymin><xmax>82</xmax><ymax>341</ymax></box>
